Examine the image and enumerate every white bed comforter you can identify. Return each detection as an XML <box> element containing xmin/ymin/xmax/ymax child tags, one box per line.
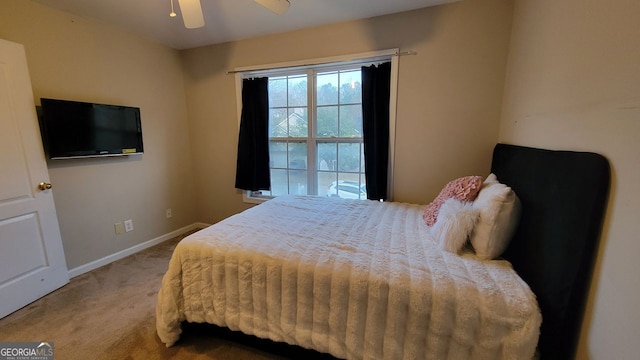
<box><xmin>156</xmin><ymin>195</ymin><xmax>541</xmax><ymax>359</ymax></box>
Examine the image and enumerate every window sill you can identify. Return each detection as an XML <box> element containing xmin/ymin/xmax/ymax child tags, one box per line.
<box><xmin>242</xmin><ymin>191</ymin><xmax>272</xmax><ymax>204</ymax></box>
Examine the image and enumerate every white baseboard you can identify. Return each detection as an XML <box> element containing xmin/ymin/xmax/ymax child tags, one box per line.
<box><xmin>67</xmin><ymin>222</ymin><xmax>211</xmax><ymax>279</ymax></box>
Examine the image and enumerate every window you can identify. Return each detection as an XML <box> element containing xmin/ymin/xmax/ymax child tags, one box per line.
<box><xmin>260</xmin><ymin>66</ymin><xmax>368</xmax><ymax>199</ymax></box>
<box><xmin>235</xmin><ymin>50</ymin><xmax>398</xmax><ymax>202</ymax></box>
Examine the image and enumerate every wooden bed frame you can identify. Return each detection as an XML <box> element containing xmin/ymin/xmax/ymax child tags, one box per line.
<box><xmin>491</xmin><ymin>143</ymin><xmax>610</xmax><ymax>359</ymax></box>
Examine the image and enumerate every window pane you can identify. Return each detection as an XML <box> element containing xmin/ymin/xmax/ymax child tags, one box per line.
<box><xmin>318</xmin><ymin>171</ymin><xmax>337</xmax><ymax>197</ymax></box>
<box><xmin>288</xmin><ymin>170</ymin><xmax>307</xmax><ymax>195</ymax></box>
<box><xmin>317</xmin><ymin>106</ymin><xmax>338</xmax><ymax>137</ymax></box>
<box><xmin>268</xmin><ymin>77</ymin><xmax>287</xmax><ymax>107</ymax></box>
<box><xmin>288</xmin><ymin>75</ymin><xmax>307</xmax><ymax>107</ymax></box>
<box><xmin>288</xmin><ymin>142</ymin><xmax>307</xmax><ymax>169</ymax></box>
<box><xmin>288</xmin><ymin>107</ymin><xmax>308</xmax><ymax>137</ymax></box>
<box><xmin>270</xmin><ymin>169</ymin><xmax>288</xmax><ymax>196</ymax></box>
<box><xmin>269</xmin><ymin>108</ymin><xmax>287</xmax><ymax>137</ymax></box>
<box><xmin>338</xmin><ymin>143</ymin><xmax>361</xmax><ymax>172</ymax></box>
<box><xmin>317</xmin><ymin>72</ymin><xmax>338</xmax><ymax>106</ymax></box>
<box><xmin>317</xmin><ymin>142</ymin><xmax>337</xmax><ymax>171</ymax></box>
<box><xmin>360</xmin><ymin>143</ymin><xmax>366</xmax><ymax>173</ymax></box>
<box><xmin>339</xmin><ymin>104</ymin><xmax>363</xmax><ymax>137</ymax></box>
<box><xmin>336</xmin><ymin>174</ymin><xmax>366</xmax><ymax>200</ymax></box>
<box><xmin>339</xmin><ymin>70</ymin><xmax>362</xmax><ymax>104</ymax></box>
<box><xmin>269</xmin><ymin>141</ymin><xmax>288</xmax><ymax>168</ymax></box>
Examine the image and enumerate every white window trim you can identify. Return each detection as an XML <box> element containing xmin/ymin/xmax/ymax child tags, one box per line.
<box><xmin>234</xmin><ymin>49</ymin><xmax>399</xmax><ymax>204</ymax></box>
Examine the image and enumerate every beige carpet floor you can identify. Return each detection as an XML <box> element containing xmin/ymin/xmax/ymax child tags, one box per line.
<box><xmin>0</xmin><ymin>231</ymin><xmax>336</xmax><ymax>359</ymax></box>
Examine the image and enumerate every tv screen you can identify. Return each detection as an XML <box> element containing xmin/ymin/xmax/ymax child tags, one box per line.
<box><xmin>39</xmin><ymin>98</ymin><xmax>144</xmax><ymax>159</ymax></box>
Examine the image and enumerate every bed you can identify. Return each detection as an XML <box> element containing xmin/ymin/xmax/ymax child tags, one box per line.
<box><xmin>156</xmin><ymin>143</ymin><xmax>610</xmax><ymax>360</ymax></box>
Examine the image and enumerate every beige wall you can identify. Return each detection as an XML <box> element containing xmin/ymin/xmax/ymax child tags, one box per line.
<box><xmin>501</xmin><ymin>0</ymin><xmax>640</xmax><ymax>358</ymax></box>
<box><xmin>0</xmin><ymin>0</ymin><xmax>197</xmax><ymax>269</ymax></box>
<box><xmin>182</xmin><ymin>0</ymin><xmax>514</xmax><ymax>223</ymax></box>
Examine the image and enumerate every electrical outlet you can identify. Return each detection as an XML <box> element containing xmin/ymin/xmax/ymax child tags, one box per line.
<box><xmin>124</xmin><ymin>219</ymin><xmax>133</xmax><ymax>232</ymax></box>
<box><xmin>166</xmin><ymin>208</ymin><xmax>172</xmax><ymax>218</ymax></box>
<box><xmin>114</xmin><ymin>222</ymin><xmax>124</xmax><ymax>235</ymax></box>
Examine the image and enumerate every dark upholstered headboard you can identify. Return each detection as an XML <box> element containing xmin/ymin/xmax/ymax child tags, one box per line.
<box><xmin>491</xmin><ymin>143</ymin><xmax>610</xmax><ymax>360</ymax></box>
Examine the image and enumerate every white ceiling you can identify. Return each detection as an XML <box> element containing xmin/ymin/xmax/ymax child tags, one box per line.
<box><xmin>31</xmin><ymin>0</ymin><xmax>460</xmax><ymax>50</ymax></box>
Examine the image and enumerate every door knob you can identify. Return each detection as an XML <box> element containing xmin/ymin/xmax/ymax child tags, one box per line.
<box><xmin>38</xmin><ymin>182</ymin><xmax>52</xmax><ymax>191</ymax></box>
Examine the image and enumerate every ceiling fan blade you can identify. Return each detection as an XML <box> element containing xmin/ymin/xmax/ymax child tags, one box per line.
<box><xmin>254</xmin><ymin>0</ymin><xmax>291</xmax><ymax>15</ymax></box>
<box><xmin>178</xmin><ymin>0</ymin><xmax>205</xmax><ymax>29</ymax></box>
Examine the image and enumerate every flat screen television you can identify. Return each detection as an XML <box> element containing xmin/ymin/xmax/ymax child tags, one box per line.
<box><xmin>39</xmin><ymin>98</ymin><xmax>144</xmax><ymax>159</ymax></box>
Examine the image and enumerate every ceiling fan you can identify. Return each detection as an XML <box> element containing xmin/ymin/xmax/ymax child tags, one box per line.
<box><xmin>170</xmin><ymin>0</ymin><xmax>291</xmax><ymax>29</ymax></box>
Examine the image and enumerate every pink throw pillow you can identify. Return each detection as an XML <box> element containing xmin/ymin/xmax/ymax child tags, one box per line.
<box><xmin>423</xmin><ymin>175</ymin><xmax>484</xmax><ymax>226</ymax></box>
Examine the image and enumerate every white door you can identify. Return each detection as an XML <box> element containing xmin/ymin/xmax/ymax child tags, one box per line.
<box><xmin>0</xmin><ymin>39</ymin><xmax>69</xmax><ymax>318</ymax></box>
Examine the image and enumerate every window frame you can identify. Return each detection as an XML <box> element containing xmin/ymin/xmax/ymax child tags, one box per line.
<box><xmin>234</xmin><ymin>49</ymin><xmax>399</xmax><ymax>204</ymax></box>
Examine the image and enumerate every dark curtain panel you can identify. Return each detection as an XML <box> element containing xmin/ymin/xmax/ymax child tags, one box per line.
<box><xmin>235</xmin><ymin>77</ymin><xmax>271</xmax><ymax>191</ymax></box>
<box><xmin>362</xmin><ymin>62</ymin><xmax>391</xmax><ymax>201</ymax></box>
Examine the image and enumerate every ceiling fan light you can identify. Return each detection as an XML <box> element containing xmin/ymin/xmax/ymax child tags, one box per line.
<box><xmin>177</xmin><ymin>0</ymin><xmax>205</xmax><ymax>29</ymax></box>
<box><xmin>254</xmin><ymin>0</ymin><xmax>291</xmax><ymax>15</ymax></box>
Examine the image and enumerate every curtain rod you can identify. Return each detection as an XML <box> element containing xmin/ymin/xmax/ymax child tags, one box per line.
<box><xmin>225</xmin><ymin>50</ymin><xmax>417</xmax><ymax>75</ymax></box>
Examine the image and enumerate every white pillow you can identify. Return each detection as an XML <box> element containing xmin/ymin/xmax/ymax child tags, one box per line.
<box><xmin>431</xmin><ymin>198</ymin><xmax>480</xmax><ymax>254</ymax></box>
<box><xmin>469</xmin><ymin>174</ymin><xmax>521</xmax><ymax>260</ymax></box>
